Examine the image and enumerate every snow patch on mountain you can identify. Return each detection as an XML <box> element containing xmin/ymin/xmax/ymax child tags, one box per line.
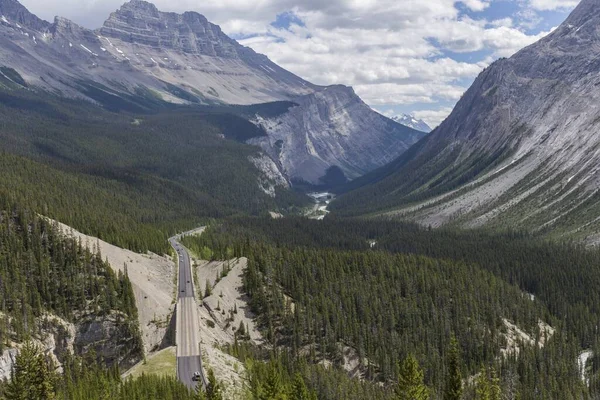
<box><xmin>392</xmin><ymin>114</ymin><xmax>432</xmax><ymax>133</ymax></box>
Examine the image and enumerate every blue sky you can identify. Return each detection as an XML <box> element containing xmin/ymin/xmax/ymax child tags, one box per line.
<box><xmin>21</xmin><ymin>0</ymin><xmax>579</xmax><ymax>126</ymax></box>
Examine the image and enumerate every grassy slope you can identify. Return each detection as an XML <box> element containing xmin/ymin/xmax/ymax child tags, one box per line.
<box><xmin>127</xmin><ymin>347</ymin><xmax>177</xmax><ymax>379</ymax></box>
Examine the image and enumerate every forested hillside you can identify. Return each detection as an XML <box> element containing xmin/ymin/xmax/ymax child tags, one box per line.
<box><xmin>0</xmin><ymin>199</ymin><xmax>143</xmax><ymax>369</ymax></box>
<box><xmin>183</xmin><ymin>217</ymin><xmax>600</xmax><ymax>399</ymax></box>
<box><xmin>0</xmin><ymin>83</ymin><xmax>308</xmax><ymax>253</ymax></box>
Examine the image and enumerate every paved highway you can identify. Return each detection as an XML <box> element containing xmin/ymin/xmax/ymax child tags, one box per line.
<box><xmin>169</xmin><ymin>234</ymin><xmax>207</xmax><ymax>391</ymax></box>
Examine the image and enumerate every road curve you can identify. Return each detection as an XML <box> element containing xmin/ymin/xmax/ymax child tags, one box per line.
<box><xmin>169</xmin><ymin>230</ymin><xmax>208</xmax><ymax>391</ymax></box>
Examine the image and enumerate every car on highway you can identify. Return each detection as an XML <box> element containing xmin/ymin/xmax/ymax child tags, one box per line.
<box><xmin>192</xmin><ymin>371</ymin><xmax>202</xmax><ymax>382</ymax></box>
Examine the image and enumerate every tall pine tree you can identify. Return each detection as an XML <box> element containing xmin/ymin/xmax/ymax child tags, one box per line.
<box><xmin>444</xmin><ymin>337</ymin><xmax>463</xmax><ymax>400</ymax></box>
<box><xmin>395</xmin><ymin>354</ymin><xmax>429</xmax><ymax>400</ymax></box>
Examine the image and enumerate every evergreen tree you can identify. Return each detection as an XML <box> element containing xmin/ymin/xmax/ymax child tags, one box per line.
<box><xmin>206</xmin><ymin>369</ymin><xmax>223</xmax><ymax>400</ymax></box>
<box><xmin>291</xmin><ymin>373</ymin><xmax>310</xmax><ymax>400</ymax></box>
<box><xmin>444</xmin><ymin>337</ymin><xmax>463</xmax><ymax>400</ymax></box>
<box><xmin>489</xmin><ymin>368</ymin><xmax>501</xmax><ymax>400</ymax></box>
<box><xmin>205</xmin><ymin>281</ymin><xmax>213</xmax><ymax>299</ymax></box>
<box><xmin>262</xmin><ymin>366</ymin><xmax>287</xmax><ymax>400</ymax></box>
<box><xmin>475</xmin><ymin>368</ymin><xmax>490</xmax><ymax>400</ymax></box>
<box><xmin>238</xmin><ymin>320</ymin><xmax>246</xmax><ymax>338</ymax></box>
<box><xmin>395</xmin><ymin>354</ymin><xmax>429</xmax><ymax>400</ymax></box>
<box><xmin>196</xmin><ymin>384</ymin><xmax>207</xmax><ymax>400</ymax></box>
<box><xmin>476</xmin><ymin>367</ymin><xmax>501</xmax><ymax>400</ymax></box>
<box><xmin>5</xmin><ymin>341</ymin><xmax>56</xmax><ymax>400</ymax></box>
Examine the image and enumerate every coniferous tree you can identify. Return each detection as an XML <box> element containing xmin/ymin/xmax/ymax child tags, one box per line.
<box><xmin>396</xmin><ymin>354</ymin><xmax>429</xmax><ymax>400</ymax></box>
<box><xmin>238</xmin><ymin>320</ymin><xmax>246</xmax><ymax>338</ymax></box>
<box><xmin>475</xmin><ymin>367</ymin><xmax>491</xmax><ymax>400</ymax></box>
<box><xmin>291</xmin><ymin>373</ymin><xmax>310</xmax><ymax>400</ymax></box>
<box><xmin>5</xmin><ymin>341</ymin><xmax>56</xmax><ymax>400</ymax></box>
<box><xmin>205</xmin><ymin>281</ymin><xmax>213</xmax><ymax>299</ymax></box>
<box><xmin>489</xmin><ymin>368</ymin><xmax>501</xmax><ymax>400</ymax></box>
<box><xmin>262</xmin><ymin>366</ymin><xmax>286</xmax><ymax>400</ymax></box>
<box><xmin>206</xmin><ymin>369</ymin><xmax>223</xmax><ymax>400</ymax></box>
<box><xmin>444</xmin><ymin>337</ymin><xmax>463</xmax><ymax>400</ymax></box>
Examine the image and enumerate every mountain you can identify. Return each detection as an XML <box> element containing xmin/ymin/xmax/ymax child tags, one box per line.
<box><xmin>392</xmin><ymin>114</ymin><xmax>431</xmax><ymax>133</ymax></box>
<box><xmin>0</xmin><ymin>0</ymin><xmax>315</xmax><ymax>106</ymax></box>
<box><xmin>0</xmin><ymin>0</ymin><xmax>423</xmax><ymax>184</ymax></box>
<box><xmin>332</xmin><ymin>0</ymin><xmax>600</xmax><ymax>241</ymax></box>
<box><xmin>248</xmin><ymin>86</ymin><xmax>425</xmax><ymax>185</ymax></box>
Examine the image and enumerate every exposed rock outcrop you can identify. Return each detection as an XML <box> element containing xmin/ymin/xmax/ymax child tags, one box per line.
<box><xmin>249</xmin><ymin>85</ymin><xmax>425</xmax><ymax>185</ymax></box>
<box><xmin>0</xmin><ymin>0</ymin><xmax>49</xmax><ymax>31</ymax></box>
<box><xmin>0</xmin><ymin>348</ymin><xmax>18</xmax><ymax>381</ymax></box>
<box><xmin>100</xmin><ymin>1</ymin><xmax>240</xmax><ymax>58</ymax></box>
<box><xmin>0</xmin><ymin>310</ymin><xmax>140</xmax><ymax>381</ymax></box>
<box><xmin>249</xmin><ymin>154</ymin><xmax>290</xmax><ymax>197</ymax></box>
<box><xmin>75</xmin><ymin>311</ymin><xmax>141</xmax><ymax>370</ymax></box>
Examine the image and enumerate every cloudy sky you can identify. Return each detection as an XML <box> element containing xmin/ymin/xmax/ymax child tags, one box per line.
<box><xmin>20</xmin><ymin>0</ymin><xmax>578</xmax><ymax>127</ymax></box>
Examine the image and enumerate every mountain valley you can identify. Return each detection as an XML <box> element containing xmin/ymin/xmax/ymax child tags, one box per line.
<box><xmin>1</xmin><ymin>0</ymin><xmax>600</xmax><ymax>399</ymax></box>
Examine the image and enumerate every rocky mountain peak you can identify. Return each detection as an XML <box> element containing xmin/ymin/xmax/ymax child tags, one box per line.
<box><xmin>117</xmin><ymin>0</ymin><xmax>160</xmax><ymax>17</ymax></box>
<box><xmin>51</xmin><ymin>16</ymin><xmax>82</xmax><ymax>34</ymax></box>
<box><xmin>561</xmin><ymin>0</ymin><xmax>600</xmax><ymax>27</ymax></box>
<box><xmin>100</xmin><ymin>0</ymin><xmax>240</xmax><ymax>58</ymax></box>
<box><xmin>392</xmin><ymin>114</ymin><xmax>432</xmax><ymax>133</ymax></box>
<box><xmin>511</xmin><ymin>0</ymin><xmax>600</xmax><ymax>60</ymax></box>
<box><xmin>311</xmin><ymin>85</ymin><xmax>360</xmax><ymax>106</ymax></box>
<box><xmin>0</xmin><ymin>0</ymin><xmax>50</xmax><ymax>31</ymax></box>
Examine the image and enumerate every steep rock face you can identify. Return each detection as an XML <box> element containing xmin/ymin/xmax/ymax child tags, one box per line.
<box><xmin>100</xmin><ymin>1</ymin><xmax>240</xmax><ymax>57</ymax></box>
<box><xmin>334</xmin><ymin>0</ymin><xmax>600</xmax><ymax>241</ymax></box>
<box><xmin>75</xmin><ymin>311</ymin><xmax>141</xmax><ymax>370</ymax></box>
<box><xmin>0</xmin><ymin>311</ymin><xmax>139</xmax><ymax>381</ymax></box>
<box><xmin>249</xmin><ymin>85</ymin><xmax>425</xmax><ymax>185</ymax></box>
<box><xmin>248</xmin><ymin>154</ymin><xmax>290</xmax><ymax>197</ymax></box>
<box><xmin>0</xmin><ymin>349</ymin><xmax>17</xmax><ymax>380</ymax></box>
<box><xmin>0</xmin><ymin>0</ymin><xmax>49</xmax><ymax>31</ymax></box>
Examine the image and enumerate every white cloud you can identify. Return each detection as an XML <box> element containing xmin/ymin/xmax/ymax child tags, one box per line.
<box><xmin>529</xmin><ymin>0</ymin><xmax>579</xmax><ymax>11</ymax></box>
<box><xmin>238</xmin><ymin>4</ymin><xmax>552</xmax><ymax>110</ymax></box>
<box><xmin>413</xmin><ymin>107</ymin><xmax>455</xmax><ymax>128</ymax></box>
<box><xmin>460</xmin><ymin>0</ymin><xmax>491</xmax><ymax>12</ymax></box>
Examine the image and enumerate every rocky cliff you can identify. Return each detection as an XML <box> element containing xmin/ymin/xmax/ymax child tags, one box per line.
<box><xmin>0</xmin><ymin>0</ymin><xmax>49</xmax><ymax>31</ymax></box>
<box><xmin>0</xmin><ymin>312</ymin><xmax>140</xmax><ymax>381</ymax></box>
<box><xmin>249</xmin><ymin>85</ymin><xmax>425</xmax><ymax>185</ymax></box>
